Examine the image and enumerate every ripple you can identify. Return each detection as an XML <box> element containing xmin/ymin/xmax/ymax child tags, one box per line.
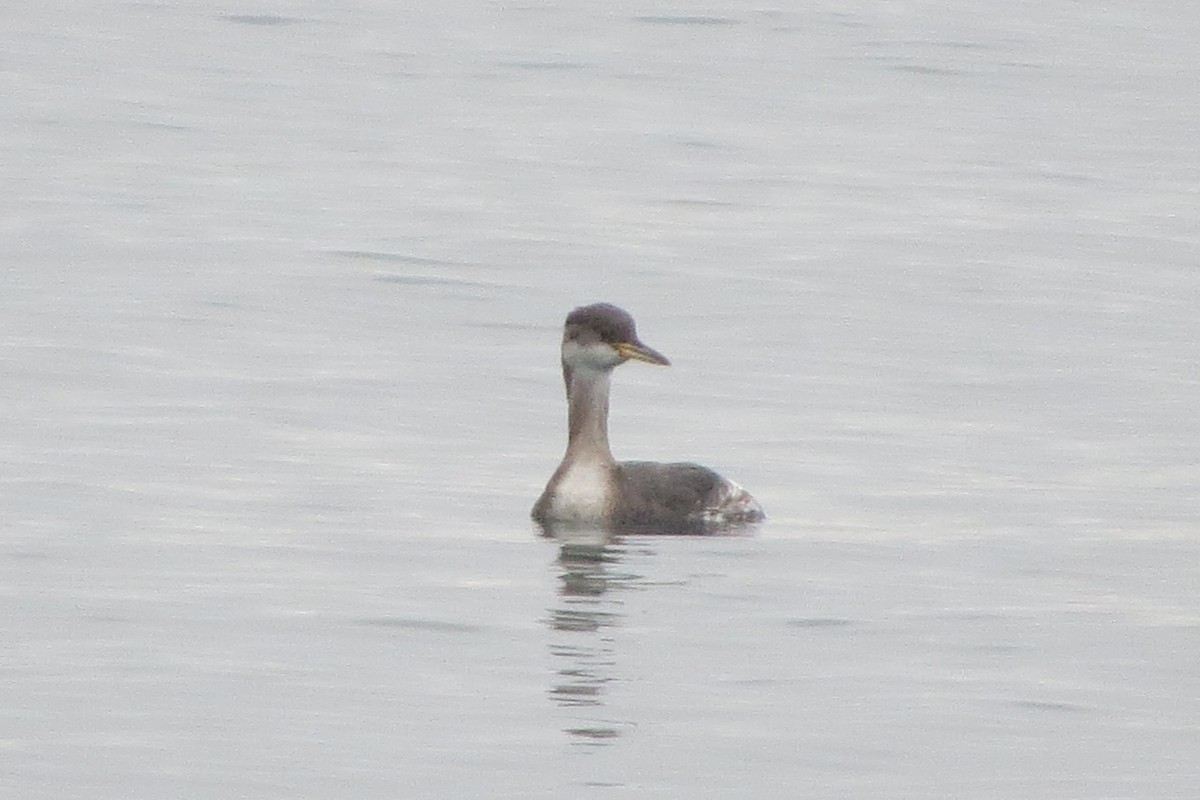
<box><xmin>354</xmin><ymin>616</ymin><xmax>483</xmax><ymax>633</ymax></box>
<box><xmin>1010</xmin><ymin>700</ymin><xmax>1090</xmax><ymax>714</ymax></box>
<box><xmin>786</xmin><ymin>617</ymin><xmax>855</xmax><ymax>628</ymax></box>
<box><xmin>636</xmin><ymin>15</ymin><xmax>741</xmax><ymax>26</ymax></box>
<box><xmin>222</xmin><ymin>14</ymin><xmax>303</xmax><ymax>26</ymax></box>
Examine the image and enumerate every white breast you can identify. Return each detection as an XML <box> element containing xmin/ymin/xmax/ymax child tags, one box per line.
<box><xmin>548</xmin><ymin>459</ymin><xmax>613</xmax><ymax>523</ymax></box>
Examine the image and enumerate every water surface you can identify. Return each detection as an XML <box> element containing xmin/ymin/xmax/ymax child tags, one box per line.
<box><xmin>3</xmin><ymin>1</ymin><xmax>1198</xmax><ymax>797</ymax></box>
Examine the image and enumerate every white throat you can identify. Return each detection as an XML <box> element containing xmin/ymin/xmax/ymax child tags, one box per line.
<box><xmin>547</xmin><ymin>351</ymin><xmax>619</xmax><ymax>522</ymax></box>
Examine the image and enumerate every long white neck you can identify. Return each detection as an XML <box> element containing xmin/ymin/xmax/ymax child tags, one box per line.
<box><xmin>563</xmin><ymin>362</ymin><xmax>615</xmax><ymax>465</ymax></box>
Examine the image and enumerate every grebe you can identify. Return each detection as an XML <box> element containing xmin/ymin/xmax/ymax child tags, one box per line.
<box><xmin>532</xmin><ymin>303</ymin><xmax>764</xmax><ymax>532</ymax></box>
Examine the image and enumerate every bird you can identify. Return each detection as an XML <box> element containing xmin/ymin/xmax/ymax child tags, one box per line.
<box><xmin>532</xmin><ymin>302</ymin><xmax>764</xmax><ymax>533</ymax></box>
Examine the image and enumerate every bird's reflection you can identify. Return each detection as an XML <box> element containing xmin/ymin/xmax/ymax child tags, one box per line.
<box><xmin>543</xmin><ymin>525</ymin><xmax>637</xmax><ymax>745</ymax></box>
<box><xmin>538</xmin><ymin>519</ymin><xmax>756</xmax><ymax>745</ymax></box>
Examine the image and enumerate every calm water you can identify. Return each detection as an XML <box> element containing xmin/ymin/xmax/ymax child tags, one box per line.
<box><xmin>4</xmin><ymin>2</ymin><xmax>1198</xmax><ymax>797</ymax></box>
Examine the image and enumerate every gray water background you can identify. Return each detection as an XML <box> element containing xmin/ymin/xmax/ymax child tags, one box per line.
<box><xmin>3</xmin><ymin>2</ymin><xmax>1198</xmax><ymax>797</ymax></box>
